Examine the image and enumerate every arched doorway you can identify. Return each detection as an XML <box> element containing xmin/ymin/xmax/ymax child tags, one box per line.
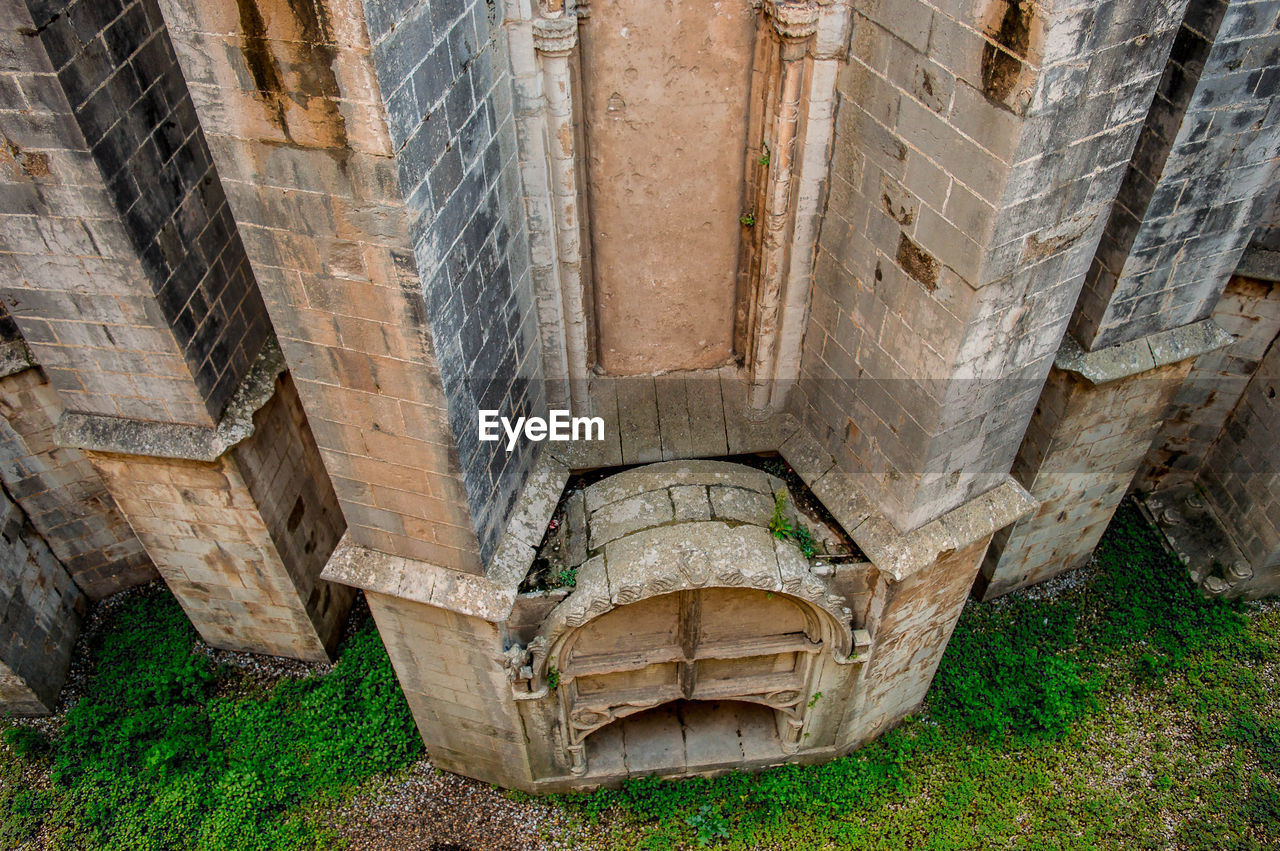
<box><xmin>552</xmin><ymin>586</ymin><xmax>836</xmax><ymax>774</ymax></box>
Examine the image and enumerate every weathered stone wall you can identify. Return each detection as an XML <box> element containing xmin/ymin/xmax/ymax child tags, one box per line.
<box><xmin>0</xmin><ymin>0</ymin><xmax>268</xmax><ymax>424</ymax></box>
<box><xmin>366</xmin><ymin>591</ymin><xmax>533</xmax><ymax>789</ymax></box>
<box><xmin>843</xmin><ymin>537</ymin><xmax>989</xmax><ymax>746</ymax></box>
<box><xmin>157</xmin><ymin>0</ymin><xmax>541</xmax><ymax>568</ymax></box>
<box><xmin>84</xmin><ymin>372</ymin><xmax>352</xmax><ymax>660</ymax></box>
<box><xmin>0</xmin><ymin>363</ymin><xmax>155</xmax><ymax>598</ymax></box>
<box><xmin>797</xmin><ymin>0</ymin><xmax>1189</xmax><ymax>532</ymax></box>
<box><xmin>0</xmin><ymin>481</ymin><xmax>85</xmax><ymax>715</ymax></box>
<box><xmin>1139</xmin><ymin>275</ymin><xmax>1280</xmax><ymax>493</ymax></box>
<box><xmin>980</xmin><ymin>359</ymin><xmax>1192</xmax><ymax>598</ymax></box>
<box><xmin>363</xmin><ymin>0</ymin><xmax>543</xmax><ymax>560</ymax></box>
<box><xmin>1197</xmin><ymin>330</ymin><xmax>1280</xmax><ymax>594</ymax></box>
<box><xmin>1072</xmin><ymin>0</ymin><xmax>1280</xmax><ymax>349</ymax></box>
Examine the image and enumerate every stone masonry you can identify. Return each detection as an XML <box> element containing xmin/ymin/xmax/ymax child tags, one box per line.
<box><xmin>155</xmin><ymin>0</ymin><xmax>543</xmax><ymax>572</ymax></box>
<box><xmin>798</xmin><ymin>0</ymin><xmax>1192</xmax><ymax>533</ymax></box>
<box><xmin>66</xmin><ymin>357</ymin><xmax>353</xmax><ymax>660</ymax></box>
<box><xmin>0</xmin><ymin>477</ymin><xmax>86</xmax><ymax>715</ymax></box>
<box><xmin>983</xmin><ymin>0</ymin><xmax>1280</xmax><ymax>597</ymax></box>
<box><xmin>0</xmin><ymin>348</ymin><xmax>155</xmax><ymax>599</ymax></box>
<box><xmin>0</xmin><ymin>0</ymin><xmax>1278</xmax><ymax>795</ymax></box>
<box><xmin>1140</xmin><ymin>274</ymin><xmax>1280</xmax><ymax>493</ymax></box>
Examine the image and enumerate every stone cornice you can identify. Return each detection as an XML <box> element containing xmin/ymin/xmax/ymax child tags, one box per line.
<box><xmin>1055</xmin><ymin>320</ymin><xmax>1234</xmax><ymax>386</ymax></box>
<box><xmin>53</xmin><ymin>339</ymin><xmax>286</xmax><ymax>462</ymax></box>
<box><xmin>779</xmin><ymin>429</ymin><xmax>1037</xmax><ymax>582</ymax></box>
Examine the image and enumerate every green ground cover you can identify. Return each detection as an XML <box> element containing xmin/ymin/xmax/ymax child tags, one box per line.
<box><xmin>0</xmin><ymin>501</ymin><xmax>1276</xmax><ymax>849</ymax></box>
<box><xmin>0</xmin><ymin>595</ymin><xmax>422</xmax><ymax>850</ymax></box>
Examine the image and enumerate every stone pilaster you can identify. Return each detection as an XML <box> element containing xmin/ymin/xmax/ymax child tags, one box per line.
<box><xmin>980</xmin><ymin>322</ymin><xmax>1231</xmax><ymax>599</ymax></box>
<box><xmin>62</xmin><ymin>351</ymin><xmax>353</xmax><ymax>660</ymax></box>
<box><xmin>796</xmin><ymin>0</ymin><xmax>1192</xmax><ymax>532</ymax></box>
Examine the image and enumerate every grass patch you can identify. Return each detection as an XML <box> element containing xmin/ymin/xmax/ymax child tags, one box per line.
<box><xmin>0</xmin><ymin>591</ymin><xmax>421</xmax><ymax>849</ymax></box>
<box><xmin>560</xmin><ymin>502</ymin><xmax>1279</xmax><ymax>849</ymax></box>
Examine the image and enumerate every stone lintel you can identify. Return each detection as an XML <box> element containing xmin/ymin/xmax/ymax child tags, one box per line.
<box><xmin>53</xmin><ymin>340</ymin><xmax>286</xmax><ymax>462</ymax></box>
<box><xmin>780</xmin><ymin>429</ymin><xmax>1036</xmax><ymax>581</ymax></box>
<box><xmin>322</xmin><ymin>450</ymin><xmax>571</xmax><ymax>622</ymax></box>
<box><xmin>0</xmin><ymin>341</ymin><xmax>35</xmax><ymax>380</ymax></box>
<box><xmin>1055</xmin><ymin>320</ymin><xmax>1234</xmax><ymax>386</ymax></box>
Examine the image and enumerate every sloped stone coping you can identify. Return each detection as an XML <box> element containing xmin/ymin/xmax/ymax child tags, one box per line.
<box><xmin>778</xmin><ymin>429</ymin><xmax>1037</xmax><ymax>581</ymax></box>
<box><xmin>0</xmin><ymin>340</ymin><xmax>35</xmax><ymax>379</ymax></box>
<box><xmin>53</xmin><ymin>339</ymin><xmax>287</xmax><ymax>462</ymax></box>
<box><xmin>323</xmin><ymin>448</ymin><xmax>572</xmax><ymax>621</ymax></box>
<box><xmin>1055</xmin><ymin>320</ymin><xmax>1233</xmax><ymax>386</ymax></box>
<box><xmin>328</xmin><ymin>421</ymin><xmax>1037</xmax><ymax>619</ymax></box>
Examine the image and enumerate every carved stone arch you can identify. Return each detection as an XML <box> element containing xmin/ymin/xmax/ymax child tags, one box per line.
<box><xmin>528</xmin><ymin>520</ymin><xmax>857</xmax><ymax>775</ymax></box>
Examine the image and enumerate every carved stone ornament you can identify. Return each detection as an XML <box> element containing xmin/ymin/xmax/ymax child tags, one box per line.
<box><xmin>764</xmin><ymin>0</ymin><xmax>819</xmax><ymax>39</ymax></box>
<box><xmin>532</xmin><ymin>15</ymin><xmax>579</xmax><ymax>55</ymax></box>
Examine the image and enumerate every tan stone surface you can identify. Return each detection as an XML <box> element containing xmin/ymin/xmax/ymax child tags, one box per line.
<box><xmin>582</xmin><ymin>0</ymin><xmax>755</xmax><ymax>372</ymax></box>
<box><xmin>87</xmin><ymin>375</ymin><xmax>351</xmax><ymax>660</ymax></box>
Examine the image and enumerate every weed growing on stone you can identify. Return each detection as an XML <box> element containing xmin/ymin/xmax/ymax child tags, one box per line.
<box><xmin>768</xmin><ymin>493</ymin><xmax>818</xmax><ymax>559</ymax></box>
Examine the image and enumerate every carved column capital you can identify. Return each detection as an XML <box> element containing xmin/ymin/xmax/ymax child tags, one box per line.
<box><xmin>533</xmin><ymin>15</ymin><xmax>579</xmax><ymax>55</ymax></box>
<box><xmin>765</xmin><ymin>0</ymin><xmax>819</xmax><ymax>40</ymax></box>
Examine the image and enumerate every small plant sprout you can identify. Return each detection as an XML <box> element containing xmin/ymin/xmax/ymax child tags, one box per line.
<box><xmin>769</xmin><ymin>493</ymin><xmax>819</xmax><ymax>558</ymax></box>
<box><xmin>546</xmin><ymin>664</ymin><xmax>561</xmax><ymax>691</ymax></box>
<box><xmin>807</xmin><ymin>691</ymin><xmax>823</xmax><ymax>709</ymax></box>
<box><xmin>758</xmin><ymin>142</ymin><xmax>771</xmax><ymax>166</ymax></box>
<box><xmin>740</xmin><ymin>212</ymin><xmax>756</xmax><ymax>227</ymax></box>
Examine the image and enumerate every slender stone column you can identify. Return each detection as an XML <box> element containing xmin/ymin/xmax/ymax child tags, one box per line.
<box><xmin>533</xmin><ymin>12</ymin><xmax>589</xmax><ymax>414</ymax></box>
<box><xmin>749</xmin><ymin>1</ymin><xmax>819</xmax><ymax>410</ymax></box>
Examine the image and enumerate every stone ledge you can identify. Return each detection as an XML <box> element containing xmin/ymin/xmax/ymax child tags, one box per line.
<box><xmin>780</xmin><ymin>428</ymin><xmax>1036</xmax><ymax>581</ymax></box>
<box><xmin>1055</xmin><ymin>320</ymin><xmax>1234</xmax><ymax>385</ymax></box>
<box><xmin>0</xmin><ymin>340</ymin><xmax>35</xmax><ymax>380</ymax></box>
<box><xmin>1235</xmin><ymin>244</ymin><xmax>1280</xmax><ymax>283</ymax></box>
<box><xmin>322</xmin><ymin>449</ymin><xmax>570</xmax><ymax>622</ymax></box>
<box><xmin>53</xmin><ymin>340</ymin><xmax>286</xmax><ymax>462</ymax></box>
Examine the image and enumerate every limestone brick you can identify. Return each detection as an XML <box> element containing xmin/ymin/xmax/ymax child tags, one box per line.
<box><xmin>0</xmin><ymin>0</ymin><xmax>270</xmax><ymax>426</ymax></box>
<box><xmin>798</xmin><ymin>0</ymin><xmax>1191</xmax><ymax>532</ymax></box>
<box><xmin>0</xmin><ymin>482</ymin><xmax>86</xmax><ymax>716</ymax></box>
<box><xmin>155</xmin><ymin>0</ymin><xmax>543</xmax><ymax>569</ymax></box>
<box><xmin>0</xmin><ymin>363</ymin><xmax>155</xmax><ymax>598</ymax></box>
<box><xmin>84</xmin><ymin>372</ymin><xmax>352</xmax><ymax>660</ymax></box>
<box><xmin>1140</xmin><ymin>275</ymin><xmax>1280</xmax><ymax>492</ymax></box>
<box><xmin>981</xmin><ymin>356</ymin><xmax>1194</xmax><ymax>599</ymax></box>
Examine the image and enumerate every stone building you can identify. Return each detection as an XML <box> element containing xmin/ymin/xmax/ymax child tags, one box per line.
<box><xmin>0</xmin><ymin>0</ymin><xmax>1276</xmax><ymax>790</ymax></box>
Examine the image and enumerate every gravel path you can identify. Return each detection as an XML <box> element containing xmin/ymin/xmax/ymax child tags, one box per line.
<box><xmin>325</xmin><ymin>759</ymin><xmax>606</xmax><ymax>851</ymax></box>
